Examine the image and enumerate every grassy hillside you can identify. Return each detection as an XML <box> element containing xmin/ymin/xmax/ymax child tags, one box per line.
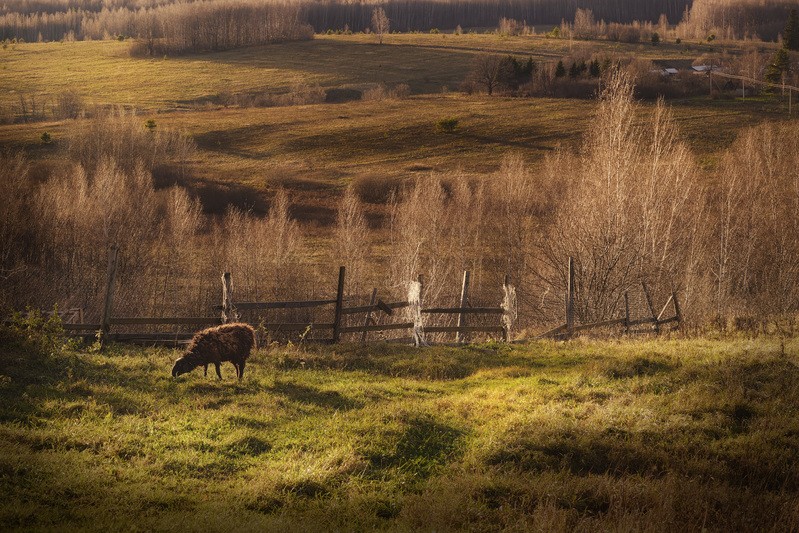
<box><xmin>0</xmin><ymin>34</ymin><xmax>789</xmax><ymax>221</ymax></box>
<box><xmin>1</xmin><ymin>323</ymin><xmax>798</xmax><ymax>531</ymax></box>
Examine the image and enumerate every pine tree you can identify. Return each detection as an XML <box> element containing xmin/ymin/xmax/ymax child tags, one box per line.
<box><xmin>766</xmin><ymin>48</ymin><xmax>791</xmax><ymax>83</ymax></box>
<box><xmin>555</xmin><ymin>60</ymin><xmax>566</xmax><ymax>78</ymax></box>
<box><xmin>785</xmin><ymin>9</ymin><xmax>799</xmax><ymax>52</ymax></box>
<box><xmin>589</xmin><ymin>59</ymin><xmax>601</xmax><ymax>77</ymax></box>
<box><xmin>569</xmin><ymin>62</ymin><xmax>580</xmax><ymax>78</ymax></box>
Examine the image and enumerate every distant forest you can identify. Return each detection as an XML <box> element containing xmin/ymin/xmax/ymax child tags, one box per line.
<box><xmin>299</xmin><ymin>0</ymin><xmax>692</xmax><ymax>32</ymax></box>
<box><xmin>1</xmin><ymin>0</ymin><xmax>693</xmax><ymax>43</ymax></box>
<box><xmin>1</xmin><ymin>0</ymin><xmax>797</xmax><ymax>45</ymax></box>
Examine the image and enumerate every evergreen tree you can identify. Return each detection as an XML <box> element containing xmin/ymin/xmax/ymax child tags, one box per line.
<box><xmin>785</xmin><ymin>8</ymin><xmax>799</xmax><ymax>51</ymax></box>
<box><xmin>589</xmin><ymin>59</ymin><xmax>601</xmax><ymax>77</ymax></box>
<box><xmin>555</xmin><ymin>60</ymin><xmax>566</xmax><ymax>77</ymax></box>
<box><xmin>766</xmin><ymin>48</ymin><xmax>791</xmax><ymax>83</ymax></box>
<box><xmin>569</xmin><ymin>61</ymin><xmax>579</xmax><ymax>78</ymax></box>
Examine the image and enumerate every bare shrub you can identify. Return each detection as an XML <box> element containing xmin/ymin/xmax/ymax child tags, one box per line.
<box><xmin>0</xmin><ymin>151</ymin><xmax>32</xmax><ymax>300</ymax></box>
<box><xmin>334</xmin><ymin>185</ymin><xmax>369</xmax><ymax>292</ymax></box>
<box><xmin>271</xmin><ymin>84</ymin><xmax>326</xmax><ymax>106</ymax></box>
<box><xmin>372</xmin><ymin>7</ymin><xmax>389</xmax><ymax>44</ymax></box>
<box><xmin>537</xmin><ymin>70</ymin><xmax>705</xmax><ymax>323</ymax></box>
<box><xmin>391</xmin><ymin>83</ymin><xmax>411</xmax><ymax>99</ymax></box>
<box><xmin>218</xmin><ymin>189</ymin><xmax>304</xmax><ymax>302</ymax></box>
<box><xmin>498</xmin><ymin>17</ymin><xmax>524</xmax><ymax>36</ymax></box>
<box><xmin>573</xmin><ymin>8</ymin><xmax>596</xmax><ymax>39</ymax></box>
<box><xmin>353</xmin><ymin>174</ymin><xmax>400</xmax><ymax>204</ymax></box>
<box><xmin>714</xmin><ymin>121</ymin><xmax>799</xmax><ymax>318</ymax></box>
<box><xmin>54</xmin><ymin>90</ymin><xmax>84</xmax><ymax>120</ymax></box>
<box><xmin>388</xmin><ymin>172</ymin><xmax>486</xmax><ymax>306</ymax></box>
<box><xmin>362</xmin><ymin>84</ymin><xmax>388</xmax><ymax>101</ymax></box>
<box><xmin>66</xmin><ymin>109</ymin><xmax>196</xmax><ymax>173</ymax></box>
<box><xmin>468</xmin><ymin>54</ymin><xmax>513</xmax><ymax>95</ymax></box>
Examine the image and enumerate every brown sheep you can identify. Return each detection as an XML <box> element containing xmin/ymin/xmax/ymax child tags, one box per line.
<box><xmin>171</xmin><ymin>323</ymin><xmax>256</xmax><ymax>380</ymax></box>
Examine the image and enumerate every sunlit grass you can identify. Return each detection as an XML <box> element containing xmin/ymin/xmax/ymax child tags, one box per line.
<box><xmin>1</xmin><ymin>330</ymin><xmax>798</xmax><ymax>530</ymax></box>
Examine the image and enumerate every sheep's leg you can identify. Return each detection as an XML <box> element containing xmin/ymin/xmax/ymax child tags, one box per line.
<box><xmin>238</xmin><ymin>360</ymin><xmax>246</xmax><ymax>380</ymax></box>
<box><xmin>215</xmin><ymin>363</ymin><xmax>222</xmax><ymax>380</ymax></box>
<box><xmin>204</xmin><ymin>364</ymin><xmax>208</xmax><ymax>377</ymax></box>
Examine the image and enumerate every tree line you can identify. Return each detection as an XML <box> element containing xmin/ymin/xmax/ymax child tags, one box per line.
<box><xmin>1</xmin><ymin>0</ymin><xmax>691</xmax><ymax>42</ymax></box>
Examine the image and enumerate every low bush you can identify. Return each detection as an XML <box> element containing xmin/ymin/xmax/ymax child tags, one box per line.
<box><xmin>436</xmin><ymin>117</ymin><xmax>459</xmax><ymax>133</ymax></box>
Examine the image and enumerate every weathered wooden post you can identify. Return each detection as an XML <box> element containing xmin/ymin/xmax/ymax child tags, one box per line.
<box><xmin>501</xmin><ymin>274</ymin><xmax>516</xmax><ymax>342</ymax></box>
<box><xmin>623</xmin><ymin>291</ymin><xmax>630</xmax><ymax>335</ymax></box>
<box><xmin>411</xmin><ymin>274</ymin><xmax>425</xmax><ymax>347</ymax></box>
<box><xmin>566</xmin><ymin>256</ymin><xmax>575</xmax><ymax>338</ymax></box>
<box><xmin>221</xmin><ymin>272</ymin><xmax>238</xmax><ymax>324</ymax></box>
<box><xmin>642</xmin><ymin>281</ymin><xmax>659</xmax><ymax>334</ymax></box>
<box><xmin>672</xmin><ymin>290</ymin><xmax>682</xmax><ymax>329</ymax></box>
<box><xmin>332</xmin><ymin>266</ymin><xmax>346</xmax><ymax>343</ymax></box>
<box><xmin>361</xmin><ymin>288</ymin><xmax>378</xmax><ymax>343</ymax></box>
<box><xmin>455</xmin><ymin>270</ymin><xmax>471</xmax><ymax>344</ymax></box>
<box><xmin>99</xmin><ymin>244</ymin><xmax>119</xmax><ymax>347</ymax></box>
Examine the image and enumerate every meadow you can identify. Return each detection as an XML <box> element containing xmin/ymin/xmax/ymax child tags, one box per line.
<box><xmin>1</xmin><ymin>320</ymin><xmax>798</xmax><ymax>531</ymax></box>
<box><xmin>0</xmin><ymin>34</ymin><xmax>789</xmax><ymax>225</ymax></box>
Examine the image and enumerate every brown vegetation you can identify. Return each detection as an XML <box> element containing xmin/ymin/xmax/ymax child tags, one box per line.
<box><xmin>3</xmin><ymin>66</ymin><xmax>799</xmax><ymax>334</ymax></box>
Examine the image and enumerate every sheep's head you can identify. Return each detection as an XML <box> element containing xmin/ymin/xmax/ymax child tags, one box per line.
<box><xmin>171</xmin><ymin>356</ymin><xmax>194</xmax><ymax>378</ymax></box>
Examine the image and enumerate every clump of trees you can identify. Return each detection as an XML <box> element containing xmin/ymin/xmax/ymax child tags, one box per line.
<box><xmin>129</xmin><ymin>1</ymin><xmax>313</xmax><ymax>56</ymax></box>
<box><xmin>676</xmin><ymin>0</ymin><xmax>797</xmax><ymax>41</ymax></box>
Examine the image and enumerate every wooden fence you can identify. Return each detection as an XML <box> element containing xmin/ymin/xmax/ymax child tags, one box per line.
<box><xmin>52</xmin><ymin>250</ymin><xmax>680</xmax><ymax>347</ymax></box>
<box><xmin>536</xmin><ymin>256</ymin><xmax>682</xmax><ymax>340</ymax></box>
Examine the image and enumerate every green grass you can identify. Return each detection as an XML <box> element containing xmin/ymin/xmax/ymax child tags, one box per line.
<box><xmin>2</xmin><ymin>323</ymin><xmax>798</xmax><ymax>531</ymax></box>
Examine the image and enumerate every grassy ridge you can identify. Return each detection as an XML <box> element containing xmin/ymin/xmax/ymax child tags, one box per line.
<box><xmin>1</xmin><ymin>325</ymin><xmax>798</xmax><ymax>531</ymax></box>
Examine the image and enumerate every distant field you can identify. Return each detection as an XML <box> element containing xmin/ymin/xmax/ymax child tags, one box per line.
<box><xmin>2</xmin><ymin>328</ymin><xmax>798</xmax><ymax>531</ymax></box>
<box><xmin>0</xmin><ymin>33</ymin><xmax>789</xmax><ymax>221</ymax></box>
<box><xmin>0</xmin><ymin>33</ymin><xmax>776</xmax><ymax>110</ymax></box>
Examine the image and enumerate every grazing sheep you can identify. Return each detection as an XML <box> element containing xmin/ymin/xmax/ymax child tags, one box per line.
<box><xmin>171</xmin><ymin>323</ymin><xmax>256</xmax><ymax>380</ymax></box>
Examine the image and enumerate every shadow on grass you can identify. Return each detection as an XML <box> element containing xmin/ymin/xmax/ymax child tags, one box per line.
<box><xmin>271</xmin><ymin>381</ymin><xmax>362</xmax><ymax>411</ymax></box>
<box><xmin>367</xmin><ymin>414</ymin><xmax>464</xmax><ymax>482</ymax></box>
<box><xmin>273</xmin><ymin>342</ymin><xmax>582</xmax><ymax>380</ymax></box>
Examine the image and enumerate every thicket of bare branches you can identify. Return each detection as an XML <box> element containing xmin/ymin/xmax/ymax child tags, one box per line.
<box><xmin>5</xmin><ymin>70</ymin><xmax>799</xmax><ymax>331</ymax></box>
<box><xmin>536</xmin><ymin>71</ymin><xmax>706</xmax><ymax>323</ymax></box>
<box><xmin>714</xmin><ymin>121</ymin><xmax>799</xmax><ymax>320</ymax></box>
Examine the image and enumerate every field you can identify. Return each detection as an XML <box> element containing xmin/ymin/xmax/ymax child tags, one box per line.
<box><xmin>0</xmin><ymin>34</ymin><xmax>790</xmax><ymax>220</ymax></box>
<box><xmin>1</xmin><ymin>323</ymin><xmax>798</xmax><ymax>531</ymax></box>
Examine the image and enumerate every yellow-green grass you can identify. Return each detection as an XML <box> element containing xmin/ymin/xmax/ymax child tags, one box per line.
<box><xmin>2</xmin><ymin>323</ymin><xmax>798</xmax><ymax>530</ymax></box>
<box><xmin>0</xmin><ymin>34</ymin><xmax>776</xmax><ymax>111</ymax></box>
<box><xmin>0</xmin><ymin>34</ymin><xmax>790</xmax><ymax>225</ymax></box>
<box><xmin>0</xmin><ymin>93</ymin><xmax>780</xmax><ymax>194</ymax></box>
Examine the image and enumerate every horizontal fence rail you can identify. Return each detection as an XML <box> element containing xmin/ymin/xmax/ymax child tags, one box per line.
<box><xmin>35</xmin><ymin>250</ymin><xmax>681</xmax><ymax>348</ymax></box>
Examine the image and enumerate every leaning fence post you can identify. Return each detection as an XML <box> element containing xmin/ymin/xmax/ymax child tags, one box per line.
<box><xmin>221</xmin><ymin>272</ymin><xmax>238</xmax><ymax>324</ymax></box>
<box><xmin>566</xmin><ymin>256</ymin><xmax>575</xmax><ymax>338</ymax></box>
<box><xmin>361</xmin><ymin>287</ymin><xmax>378</xmax><ymax>343</ymax></box>
<box><xmin>501</xmin><ymin>274</ymin><xmax>517</xmax><ymax>342</ymax></box>
<box><xmin>672</xmin><ymin>290</ymin><xmax>682</xmax><ymax>329</ymax></box>
<box><xmin>332</xmin><ymin>266</ymin><xmax>346</xmax><ymax>343</ymax></box>
<box><xmin>624</xmin><ymin>291</ymin><xmax>630</xmax><ymax>335</ymax></box>
<box><xmin>100</xmin><ymin>244</ymin><xmax>119</xmax><ymax>347</ymax></box>
<box><xmin>456</xmin><ymin>270</ymin><xmax>471</xmax><ymax>344</ymax></box>
<box><xmin>642</xmin><ymin>282</ymin><xmax>659</xmax><ymax>334</ymax></box>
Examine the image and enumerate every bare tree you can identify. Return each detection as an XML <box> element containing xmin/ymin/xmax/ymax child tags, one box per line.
<box><xmin>469</xmin><ymin>54</ymin><xmax>513</xmax><ymax>96</ymax></box>
<box><xmin>335</xmin><ymin>185</ymin><xmax>369</xmax><ymax>292</ymax></box>
<box><xmin>372</xmin><ymin>7</ymin><xmax>389</xmax><ymax>45</ymax></box>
